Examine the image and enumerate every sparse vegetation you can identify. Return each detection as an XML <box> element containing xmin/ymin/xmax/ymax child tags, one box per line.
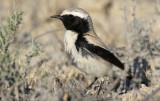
<box><xmin>0</xmin><ymin>11</ymin><xmax>43</xmax><ymax>101</ymax></box>
<box><xmin>0</xmin><ymin>0</ymin><xmax>160</xmax><ymax>101</ymax></box>
<box><xmin>0</xmin><ymin>11</ymin><xmax>25</xmax><ymax>101</ymax></box>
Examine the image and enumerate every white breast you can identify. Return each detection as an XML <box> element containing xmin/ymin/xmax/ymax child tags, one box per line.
<box><xmin>64</xmin><ymin>30</ymin><xmax>111</xmax><ymax>77</ymax></box>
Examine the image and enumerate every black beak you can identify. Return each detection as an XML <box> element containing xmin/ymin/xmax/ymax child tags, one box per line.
<box><xmin>50</xmin><ymin>15</ymin><xmax>62</xmax><ymax>20</ymax></box>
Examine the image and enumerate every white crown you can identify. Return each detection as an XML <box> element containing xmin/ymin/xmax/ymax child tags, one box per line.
<box><xmin>61</xmin><ymin>8</ymin><xmax>89</xmax><ymax>19</ymax></box>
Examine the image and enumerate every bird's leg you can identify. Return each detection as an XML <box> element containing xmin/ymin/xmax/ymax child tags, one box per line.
<box><xmin>106</xmin><ymin>77</ymin><xmax>121</xmax><ymax>94</ymax></box>
<box><xmin>84</xmin><ymin>77</ymin><xmax>98</xmax><ymax>93</ymax></box>
<box><xmin>86</xmin><ymin>77</ymin><xmax>98</xmax><ymax>89</ymax></box>
<box><xmin>97</xmin><ymin>78</ymin><xmax>105</xmax><ymax>95</ymax></box>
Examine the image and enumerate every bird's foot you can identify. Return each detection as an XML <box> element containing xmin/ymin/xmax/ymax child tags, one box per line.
<box><xmin>84</xmin><ymin>77</ymin><xmax>98</xmax><ymax>94</ymax></box>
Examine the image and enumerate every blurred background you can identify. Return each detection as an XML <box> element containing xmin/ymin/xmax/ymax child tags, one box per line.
<box><xmin>1</xmin><ymin>0</ymin><xmax>160</xmax><ymax>45</ymax></box>
<box><xmin>0</xmin><ymin>0</ymin><xmax>160</xmax><ymax>101</ymax></box>
<box><xmin>1</xmin><ymin>0</ymin><xmax>160</xmax><ymax>61</ymax></box>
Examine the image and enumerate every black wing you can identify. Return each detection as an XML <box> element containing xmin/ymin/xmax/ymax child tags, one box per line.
<box><xmin>75</xmin><ymin>35</ymin><xmax>124</xmax><ymax>70</ymax></box>
<box><xmin>86</xmin><ymin>44</ymin><xmax>124</xmax><ymax>70</ymax></box>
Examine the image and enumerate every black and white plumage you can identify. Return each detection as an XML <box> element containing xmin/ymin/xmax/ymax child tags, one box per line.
<box><xmin>51</xmin><ymin>8</ymin><xmax>131</xmax><ymax>79</ymax></box>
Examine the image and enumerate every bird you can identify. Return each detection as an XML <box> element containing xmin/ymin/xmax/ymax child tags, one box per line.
<box><xmin>51</xmin><ymin>8</ymin><xmax>132</xmax><ymax>94</ymax></box>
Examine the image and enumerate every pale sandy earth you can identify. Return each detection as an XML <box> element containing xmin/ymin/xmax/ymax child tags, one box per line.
<box><xmin>0</xmin><ymin>0</ymin><xmax>160</xmax><ymax>101</ymax></box>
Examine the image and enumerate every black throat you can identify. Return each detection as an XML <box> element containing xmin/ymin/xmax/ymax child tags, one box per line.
<box><xmin>61</xmin><ymin>14</ymin><xmax>90</xmax><ymax>34</ymax></box>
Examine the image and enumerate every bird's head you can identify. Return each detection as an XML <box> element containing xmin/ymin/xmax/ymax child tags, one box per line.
<box><xmin>51</xmin><ymin>8</ymin><xmax>93</xmax><ymax>34</ymax></box>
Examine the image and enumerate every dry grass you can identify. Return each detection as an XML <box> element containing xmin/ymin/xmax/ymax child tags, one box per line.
<box><xmin>0</xmin><ymin>0</ymin><xmax>160</xmax><ymax>101</ymax></box>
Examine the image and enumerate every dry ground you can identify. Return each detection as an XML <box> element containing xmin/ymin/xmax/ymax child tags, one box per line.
<box><xmin>0</xmin><ymin>0</ymin><xmax>160</xmax><ymax>101</ymax></box>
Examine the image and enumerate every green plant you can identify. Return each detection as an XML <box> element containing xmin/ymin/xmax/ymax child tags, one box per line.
<box><xmin>25</xmin><ymin>43</ymin><xmax>43</xmax><ymax>64</ymax></box>
<box><xmin>0</xmin><ymin>11</ymin><xmax>24</xmax><ymax>100</ymax></box>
